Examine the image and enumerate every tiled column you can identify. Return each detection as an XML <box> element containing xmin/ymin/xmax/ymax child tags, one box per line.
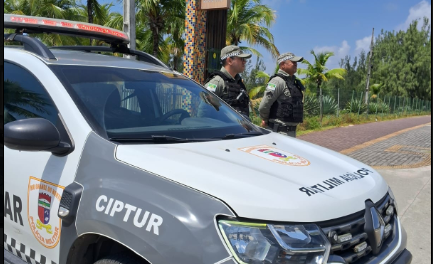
<box><xmin>183</xmin><ymin>0</ymin><xmax>207</xmax><ymax>84</ymax></box>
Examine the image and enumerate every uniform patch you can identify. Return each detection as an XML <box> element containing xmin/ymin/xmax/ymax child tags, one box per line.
<box><xmin>206</xmin><ymin>83</ymin><xmax>217</xmax><ymax>92</ymax></box>
<box><xmin>266</xmin><ymin>83</ymin><xmax>276</xmax><ymax>91</ymax></box>
<box><xmin>28</xmin><ymin>177</ymin><xmax>64</xmax><ymax>249</ymax></box>
<box><xmin>238</xmin><ymin>145</ymin><xmax>310</xmax><ymax>166</ymax></box>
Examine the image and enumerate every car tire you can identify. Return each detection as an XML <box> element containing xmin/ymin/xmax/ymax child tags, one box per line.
<box><xmin>93</xmin><ymin>253</ymin><xmax>147</xmax><ymax>264</ymax></box>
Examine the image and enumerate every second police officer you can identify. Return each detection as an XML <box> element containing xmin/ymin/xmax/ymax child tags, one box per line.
<box><xmin>204</xmin><ymin>45</ymin><xmax>252</xmax><ymax>117</ymax></box>
<box><xmin>259</xmin><ymin>52</ymin><xmax>305</xmax><ymax>137</ymax></box>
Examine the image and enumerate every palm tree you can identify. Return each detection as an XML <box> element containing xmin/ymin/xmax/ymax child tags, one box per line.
<box><xmin>298</xmin><ymin>50</ymin><xmax>346</xmax><ymax>121</ymax></box>
<box><xmin>80</xmin><ymin>0</ymin><xmax>105</xmax><ymax>45</ymax></box>
<box><xmin>248</xmin><ymin>64</ymin><xmax>279</xmax><ymax>99</ymax></box>
<box><xmin>4</xmin><ymin>0</ymin><xmax>85</xmax><ymax>46</ymax></box>
<box><xmin>136</xmin><ymin>0</ymin><xmax>185</xmax><ymax>58</ymax></box>
<box><xmin>4</xmin><ymin>0</ymin><xmax>75</xmax><ymax>18</ymax></box>
<box><xmin>227</xmin><ymin>0</ymin><xmax>279</xmax><ymax>58</ymax></box>
<box><xmin>74</xmin><ymin>2</ymin><xmax>121</xmax><ymax>45</ymax></box>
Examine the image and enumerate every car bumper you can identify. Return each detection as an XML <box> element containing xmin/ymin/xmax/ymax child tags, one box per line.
<box><xmin>390</xmin><ymin>249</ymin><xmax>412</xmax><ymax>264</ymax></box>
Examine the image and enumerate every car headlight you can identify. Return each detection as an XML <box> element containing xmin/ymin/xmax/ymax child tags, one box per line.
<box><xmin>218</xmin><ymin>220</ymin><xmax>331</xmax><ymax>264</ymax></box>
<box><xmin>388</xmin><ymin>187</ymin><xmax>399</xmax><ymax>215</ymax></box>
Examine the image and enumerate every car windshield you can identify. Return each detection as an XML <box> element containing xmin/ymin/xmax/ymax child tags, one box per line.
<box><xmin>51</xmin><ymin>65</ymin><xmax>263</xmax><ymax>142</ymax></box>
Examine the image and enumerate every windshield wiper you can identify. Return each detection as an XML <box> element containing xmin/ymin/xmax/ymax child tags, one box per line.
<box><xmin>219</xmin><ymin>132</ymin><xmax>264</xmax><ymax>140</ymax></box>
<box><xmin>109</xmin><ymin>135</ymin><xmax>217</xmax><ymax>143</ymax></box>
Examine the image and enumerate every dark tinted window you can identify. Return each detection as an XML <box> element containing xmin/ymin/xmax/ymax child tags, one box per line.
<box><xmin>4</xmin><ymin>62</ymin><xmax>59</xmax><ymax>126</ymax></box>
<box><xmin>51</xmin><ymin>65</ymin><xmax>261</xmax><ymax>141</ymax></box>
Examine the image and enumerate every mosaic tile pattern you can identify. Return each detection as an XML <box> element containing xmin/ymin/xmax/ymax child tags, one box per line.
<box><xmin>181</xmin><ymin>89</ymin><xmax>193</xmax><ymax>114</ymax></box>
<box><xmin>183</xmin><ymin>0</ymin><xmax>207</xmax><ymax>84</ymax></box>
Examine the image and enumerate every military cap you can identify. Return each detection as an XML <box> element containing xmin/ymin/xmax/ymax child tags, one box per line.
<box><xmin>277</xmin><ymin>52</ymin><xmax>303</xmax><ymax>64</ymax></box>
<box><xmin>220</xmin><ymin>45</ymin><xmax>252</xmax><ymax>60</ymax></box>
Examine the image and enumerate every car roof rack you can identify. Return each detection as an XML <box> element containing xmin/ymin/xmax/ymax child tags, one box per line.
<box><xmin>4</xmin><ymin>33</ymin><xmax>56</xmax><ymax>60</ymax></box>
<box><xmin>4</xmin><ymin>14</ymin><xmax>170</xmax><ymax>69</ymax></box>
<box><xmin>50</xmin><ymin>45</ymin><xmax>169</xmax><ymax>68</ymax></box>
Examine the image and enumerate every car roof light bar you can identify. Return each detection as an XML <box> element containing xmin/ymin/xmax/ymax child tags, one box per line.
<box><xmin>4</xmin><ymin>14</ymin><xmax>129</xmax><ymax>45</ymax></box>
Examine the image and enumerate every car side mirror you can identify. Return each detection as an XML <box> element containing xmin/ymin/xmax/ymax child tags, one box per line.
<box><xmin>4</xmin><ymin>118</ymin><xmax>71</xmax><ymax>156</ymax></box>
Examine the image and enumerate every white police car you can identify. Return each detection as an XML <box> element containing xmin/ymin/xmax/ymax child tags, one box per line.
<box><xmin>3</xmin><ymin>14</ymin><xmax>412</xmax><ymax>264</ymax></box>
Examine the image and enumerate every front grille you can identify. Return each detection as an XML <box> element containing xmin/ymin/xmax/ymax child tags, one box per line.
<box><xmin>320</xmin><ymin>194</ymin><xmax>396</xmax><ymax>264</ymax></box>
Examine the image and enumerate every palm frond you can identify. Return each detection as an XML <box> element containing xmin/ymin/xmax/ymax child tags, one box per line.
<box><xmin>249</xmin><ymin>85</ymin><xmax>266</xmax><ymax>99</ymax></box>
<box><xmin>239</xmin><ymin>46</ymin><xmax>262</xmax><ymax>57</ymax></box>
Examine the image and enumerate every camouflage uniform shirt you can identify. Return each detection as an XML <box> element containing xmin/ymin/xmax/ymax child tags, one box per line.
<box><xmin>258</xmin><ymin>69</ymin><xmax>299</xmax><ymax>125</ymax></box>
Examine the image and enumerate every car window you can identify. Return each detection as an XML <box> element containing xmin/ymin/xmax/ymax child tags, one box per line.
<box><xmin>3</xmin><ymin>62</ymin><xmax>59</xmax><ymax>126</ymax></box>
<box><xmin>51</xmin><ymin>65</ymin><xmax>261</xmax><ymax>141</ymax></box>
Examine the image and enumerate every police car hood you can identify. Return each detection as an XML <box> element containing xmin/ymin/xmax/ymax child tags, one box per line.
<box><xmin>115</xmin><ymin>133</ymin><xmax>389</xmax><ymax>222</ymax></box>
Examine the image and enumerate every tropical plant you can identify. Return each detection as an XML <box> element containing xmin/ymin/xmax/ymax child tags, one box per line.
<box><xmin>85</xmin><ymin>0</ymin><xmax>103</xmax><ymax>24</ymax></box>
<box><xmin>249</xmin><ymin>98</ymin><xmax>262</xmax><ymax>118</ymax></box>
<box><xmin>248</xmin><ymin>71</ymin><xmax>271</xmax><ymax>99</ymax></box>
<box><xmin>303</xmin><ymin>94</ymin><xmax>319</xmax><ymax>116</ymax></box>
<box><xmin>4</xmin><ymin>0</ymin><xmax>87</xmax><ymax>46</ymax></box>
<box><xmin>298</xmin><ymin>51</ymin><xmax>347</xmax><ymax>97</ymax></box>
<box><xmin>159</xmin><ymin>16</ymin><xmax>185</xmax><ymax>71</ymax></box>
<box><xmin>298</xmin><ymin>50</ymin><xmax>346</xmax><ymax>120</ymax></box>
<box><xmin>321</xmin><ymin>95</ymin><xmax>339</xmax><ymax>115</ymax></box>
<box><xmin>370</xmin><ymin>83</ymin><xmax>383</xmax><ymax>95</ymax></box>
<box><xmin>247</xmin><ymin>63</ymin><xmax>280</xmax><ymax>99</ymax></box>
<box><xmin>345</xmin><ymin>98</ymin><xmax>367</xmax><ymax>114</ymax></box>
<box><xmin>74</xmin><ymin>3</ymin><xmax>123</xmax><ymax>45</ymax></box>
<box><xmin>136</xmin><ymin>0</ymin><xmax>185</xmax><ymax>58</ymax></box>
<box><xmin>4</xmin><ymin>0</ymin><xmax>77</xmax><ymax>18</ymax></box>
<box><xmin>227</xmin><ymin>0</ymin><xmax>279</xmax><ymax>58</ymax></box>
<box><xmin>377</xmin><ymin>102</ymin><xmax>391</xmax><ymax>113</ymax></box>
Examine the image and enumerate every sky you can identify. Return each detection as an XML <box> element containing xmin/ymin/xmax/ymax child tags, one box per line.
<box><xmin>99</xmin><ymin>0</ymin><xmax>431</xmax><ymax>74</ymax></box>
<box><xmin>255</xmin><ymin>0</ymin><xmax>431</xmax><ymax>74</ymax></box>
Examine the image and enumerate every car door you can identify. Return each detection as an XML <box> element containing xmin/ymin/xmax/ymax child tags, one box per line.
<box><xmin>3</xmin><ymin>58</ymin><xmax>90</xmax><ymax>264</ymax></box>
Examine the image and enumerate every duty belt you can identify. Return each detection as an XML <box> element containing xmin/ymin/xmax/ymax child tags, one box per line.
<box><xmin>269</xmin><ymin>122</ymin><xmax>297</xmax><ymax>133</ymax></box>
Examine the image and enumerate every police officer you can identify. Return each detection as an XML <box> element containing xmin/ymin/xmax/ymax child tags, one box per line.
<box><xmin>259</xmin><ymin>52</ymin><xmax>305</xmax><ymax>137</ymax></box>
<box><xmin>204</xmin><ymin>45</ymin><xmax>252</xmax><ymax>116</ymax></box>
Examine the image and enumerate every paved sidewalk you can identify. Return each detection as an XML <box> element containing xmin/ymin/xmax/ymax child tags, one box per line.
<box><xmin>345</xmin><ymin>124</ymin><xmax>431</xmax><ymax>169</ymax></box>
<box><xmin>379</xmin><ymin>166</ymin><xmax>431</xmax><ymax>264</ymax></box>
<box><xmin>298</xmin><ymin>116</ymin><xmax>431</xmax><ymax>152</ymax></box>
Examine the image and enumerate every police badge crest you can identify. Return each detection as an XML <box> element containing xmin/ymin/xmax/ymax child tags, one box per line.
<box><xmin>28</xmin><ymin>177</ymin><xmax>64</xmax><ymax>248</ymax></box>
<box><xmin>37</xmin><ymin>192</ymin><xmax>53</xmax><ymax>234</ymax></box>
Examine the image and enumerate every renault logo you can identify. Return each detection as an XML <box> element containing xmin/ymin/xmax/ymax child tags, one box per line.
<box><xmin>364</xmin><ymin>200</ymin><xmax>386</xmax><ymax>255</ymax></box>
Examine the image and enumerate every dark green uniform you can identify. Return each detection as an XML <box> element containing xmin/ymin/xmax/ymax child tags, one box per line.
<box><xmin>204</xmin><ymin>67</ymin><xmax>250</xmax><ymax>116</ymax></box>
<box><xmin>259</xmin><ymin>69</ymin><xmax>304</xmax><ymax>137</ymax></box>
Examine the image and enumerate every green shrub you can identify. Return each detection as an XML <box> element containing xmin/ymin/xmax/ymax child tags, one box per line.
<box><xmin>345</xmin><ymin>99</ymin><xmax>367</xmax><ymax>113</ymax></box>
<box><xmin>301</xmin><ymin>116</ymin><xmax>321</xmax><ymax>130</ymax></box>
<box><xmin>304</xmin><ymin>94</ymin><xmax>319</xmax><ymax>116</ymax></box>
<box><xmin>322</xmin><ymin>96</ymin><xmax>339</xmax><ymax>115</ymax></box>
<box><xmin>368</xmin><ymin>102</ymin><xmax>390</xmax><ymax>114</ymax></box>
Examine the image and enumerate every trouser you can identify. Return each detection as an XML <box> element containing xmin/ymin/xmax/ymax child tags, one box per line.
<box><xmin>269</xmin><ymin>122</ymin><xmax>297</xmax><ymax>138</ymax></box>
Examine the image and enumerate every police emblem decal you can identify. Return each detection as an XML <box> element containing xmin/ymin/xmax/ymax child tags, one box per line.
<box><xmin>28</xmin><ymin>177</ymin><xmax>65</xmax><ymax>248</ymax></box>
<box><xmin>37</xmin><ymin>192</ymin><xmax>53</xmax><ymax>234</ymax></box>
<box><xmin>238</xmin><ymin>145</ymin><xmax>310</xmax><ymax>166</ymax></box>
